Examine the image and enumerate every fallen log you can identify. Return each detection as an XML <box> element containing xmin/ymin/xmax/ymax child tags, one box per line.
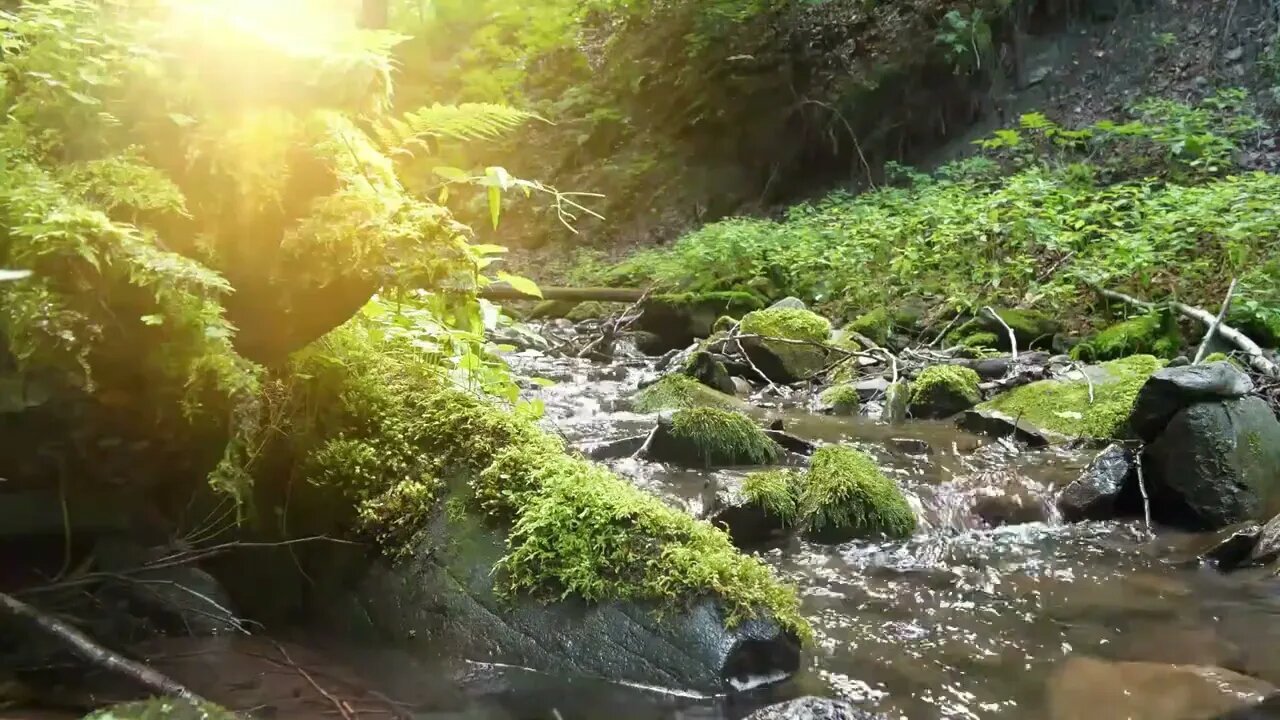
<box><xmin>480</xmin><ymin>285</ymin><xmax>647</xmax><ymax>302</ymax></box>
<box><xmin>1086</xmin><ymin>282</ymin><xmax>1279</xmax><ymax>378</ymax></box>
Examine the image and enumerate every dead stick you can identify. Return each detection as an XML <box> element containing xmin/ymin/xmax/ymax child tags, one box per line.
<box><xmin>0</xmin><ymin>591</ymin><xmax>206</xmax><ymax>704</ymax></box>
<box><xmin>270</xmin><ymin>640</ymin><xmax>356</xmax><ymax>720</ymax></box>
<box><xmin>983</xmin><ymin>306</ymin><xmax>1018</xmax><ymax>360</ymax></box>
<box><xmin>1194</xmin><ymin>278</ymin><xmax>1238</xmax><ymax>364</ymax></box>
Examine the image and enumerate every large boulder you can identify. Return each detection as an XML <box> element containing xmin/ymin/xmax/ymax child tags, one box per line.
<box><xmin>644</xmin><ymin>408</ymin><xmax>782</xmax><ymax>467</ymax></box>
<box><xmin>1128</xmin><ymin>362</ymin><xmax>1255</xmax><ymax>442</ymax></box>
<box><xmin>1045</xmin><ymin>657</ymin><xmax>1273</xmax><ymax>720</ymax></box>
<box><xmin>960</xmin><ymin>355</ymin><xmax>1163</xmax><ymax>444</ymax></box>
<box><xmin>630</xmin><ymin>373</ymin><xmax>744</xmax><ymax>413</ymax></box>
<box><xmin>746</xmin><ymin>696</ymin><xmax>884</xmax><ymax>720</ymax></box>
<box><xmin>1143</xmin><ymin>395</ymin><xmax>1280</xmax><ymax>529</ymax></box>
<box><xmin>738</xmin><ymin>307</ymin><xmax>833</xmax><ymax>384</ymax></box>
<box><xmin>800</xmin><ymin>446</ymin><xmax>916</xmax><ymax>544</ymax></box>
<box><xmin>908</xmin><ymin>365</ymin><xmax>981</xmax><ymax>419</ymax></box>
<box><xmin>345</xmin><ymin>509</ymin><xmax>803</xmax><ymax>694</ymax></box>
<box><xmin>635</xmin><ymin>292</ymin><xmax>766</xmax><ymax>352</ymax></box>
<box><xmin>1057</xmin><ymin>443</ymin><xmax>1136</xmax><ymax>522</ymax></box>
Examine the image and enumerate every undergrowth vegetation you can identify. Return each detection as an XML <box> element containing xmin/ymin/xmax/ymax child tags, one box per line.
<box><xmin>587</xmin><ymin>92</ymin><xmax>1280</xmax><ymax>337</ymax></box>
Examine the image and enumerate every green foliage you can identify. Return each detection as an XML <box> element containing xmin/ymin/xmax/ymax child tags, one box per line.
<box><xmin>631</xmin><ymin>373</ymin><xmax>742</xmax><ymax>413</ymax></box>
<box><xmin>741</xmin><ymin>469</ymin><xmax>803</xmax><ymax>526</ymax></box>
<box><xmin>979</xmin><ymin>355</ymin><xmax>1164</xmax><ymax>439</ymax></box>
<box><xmin>1071</xmin><ymin>309</ymin><xmax>1182</xmax><ymax>362</ymax></box>
<box><xmin>910</xmin><ymin>366</ymin><xmax>980</xmax><ymax>406</ymax></box>
<box><xmin>601</xmin><ymin>96</ymin><xmax>1277</xmax><ymax>325</ymax></box>
<box><xmin>667</xmin><ymin>408</ymin><xmax>781</xmax><ymax>466</ymax></box>
<box><xmin>83</xmin><ymin>699</ymin><xmax>236</xmax><ymax>720</ymax></box>
<box><xmin>800</xmin><ymin>446</ymin><xmax>916</xmax><ymax>541</ymax></box>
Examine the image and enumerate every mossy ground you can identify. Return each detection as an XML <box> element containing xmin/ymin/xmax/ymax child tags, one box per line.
<box><xmin>910</xmin><ymin>365</ymin><xmax>981</xmax><ymax>406</ymax></box>
<box><xmin>800</xmin><ymin>446</ymin><xmax>916</xmax><ymax>541</ymax></box>
<box><xmin>291</xmin><ymin>323</ymin><xmax>811</xmax><ymax>640</ymax></box>
<box><xmin>978</xmin><ymin>354</ymin><xmax>1164</xmax><ymax>439</ymax></box>
<box><xmin>741</xmin><ymin>469</ymin><xmax>803</xmax><ymax>526</ymax></box>
<box><xmin>631</xmin><ymin>373</ymin><xmax>742</xmax><ymax>412</ymax></box>
<box><xmin>1071</xmin><ymin>310</ymin><xmax>1181</xmax><ymax>362</ymax></box>
<box><xmin>819</xmin><ymin>384</ymin><xmax>861</xmax><ymax>414</ymax></box>
<box><xmin>83</xmin><ymin>700</ymin><xmax>236</xmax><ymax>720</ymax></box>
<box><xmin>668</xmin><ymin>407</ymin><xmax>781</xmax><ymax>466</ymax></box>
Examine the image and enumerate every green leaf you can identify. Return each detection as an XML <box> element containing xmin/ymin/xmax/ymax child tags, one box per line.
<box><xmin>140</xmin><ymin>314</ymin><xmax>164</xmax><ymax>326</ymax></box>
<box><xmin>432</xmin><ymin>166</ymin><xmax>469</xmax><ymax>181</ymax></box>
<box><xmin>496</xmin><ymin>271</ymin><xmax>542</xmax><ymax>299</ymax></box>
<box><xmin>488</xmin><ymin>185</ymin><xmax>502</xmax><ymax>229</ymax></box>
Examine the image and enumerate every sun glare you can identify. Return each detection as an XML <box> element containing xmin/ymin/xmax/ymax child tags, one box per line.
<box><xmin>163</xmin><ymin>0</ymin><xmax>362</xmax><ymax>54</ymax></box>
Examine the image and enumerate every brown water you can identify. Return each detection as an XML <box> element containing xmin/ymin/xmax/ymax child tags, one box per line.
<box><xmin>489</xmin><ymin>350</ymin><xmax>1280</xmax><ymax>719</ymax></box>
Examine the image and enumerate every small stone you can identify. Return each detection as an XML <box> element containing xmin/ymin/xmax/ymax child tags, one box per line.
<box><xmin>769</xmin><ymin>296</ymin><xmax>809</xmax><ymax>311</ymax></box>
<box><xmin>887</xmin><ymin>437</ymin><xmax>930</xmax><ymax>455</ymax></box>
<box><xmin>1057</xmin><ymin>443</ymin><xmax>1134</xmax><ymax>522</ymax></box>
<box><xmin>731</xmin><ymin>376</ymin><xmax>754</xmax><ymax>397</ymax></box>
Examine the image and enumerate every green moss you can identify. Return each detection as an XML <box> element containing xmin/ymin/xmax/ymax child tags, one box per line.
<box><xmin>293</xmin><ymin>323</ymin><xmax>811</xmax><ymax>641</ymax></box>
<box><xmin>566</xmin><ymin>301</ymin><xmax>616</xmax><ymax>321</ymax></box>
<box><xmin>800</xmin><ymin>446</ymin><xmax>916</xmax><ymax>541</ymax></box>
<box><xmin>828</xmin><ymin>359</ymin><xmax>859</xmax><ymax>384</ymax></box>
<box><xmin>668</xmin><ymin>407</ymin><xmax>781</xmax><ymax>466</ymax></box>
<box><xmin>631</xmin><ymin>373</ymin><xmax>741</xmax><ymax>412</ymax></box>
<box><xmin>83</xmin><ymin>699</ymin><xmax>236</xmax><ymax>719</ymax></box>
<box><xmin>1071</xmin><ymin>310</ymin><xmax>1181</xmax><ymax>361</ymax></box>
<box><xmin>654</xmin><ymin>291</ymin><xmax>766</xmax><ymax>314</ymax></box>
<box><xmin>978</xmin><ymin>355</ymin><xmax>1164</xmax><ymax>439</ymax></box>
<box><xmin>830</xmin><ymin>328</ymin><xmax>863</xmax><ymax>353</ymax></box>
<box><xmin>740</xmin><ymin>307</ymin><xmax>832</xmax><ymax>342</ymax></box>
<box><xmin>910</xmin><ymin>365</ymin><xmax>981</xmax><ymax>406</ymax></box>
<box><xmin>712</xmin><ymin>315</ymin><xmax>738</xmax><ymax>334</ymax></box>
<box><xmin>819</xmin><ymin>384</ymin><xmax>861</xmax><ymax>414</ymax></box>
<box><xmin>994</xmin><ymin>308</ymin><xmax>1057</xmax><ymax>341</ymax></box>
<box><xmin>529</xmin><ymin>299</ymin><xmax>579</xmax><ymax>319</ymax></box>
<box><xmin>1202</xmin><ymin>352</ymin><xmax>1230</xmax><ymax>363</ymax></box>
<box><xmin>960</xmin><ymin>331</ymin><xmax>1000</xmax><ymax>349</ymax></box>
<box><xmin>742</xmin><ymin>469</ymin><xmax>802</xmax><ymax>526</ymax></box>
<box><xmin>848</xmin><ymin>308</ymin><xmax>891</xmax><ymax>345</ymax></box>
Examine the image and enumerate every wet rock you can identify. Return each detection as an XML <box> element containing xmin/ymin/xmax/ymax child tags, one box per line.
<box><xmin>1143</xmin><ymin>396</ymin><xmax>1280</xmax><ymax>529</ymax></box>
<box><xmin>764</xmin><ymin>429</ymin><xmax>817</xmax><ymax>456</ymax></box>
<box><xmin>745</xmin><ymin>696</ymin><xmax>882</xmax><ymax>720</ymax></box>
<box><xmin>1129</xmin><ymin>362</ymin><xmax>1254</xmax><ymax>441</ymax></box>
<box><xmin>683</xmin><ymin>351</ymin><xmax>737</xmax><ymax>395</ymax></box>
<box><xmin>887</xmin><ymin>437</ymin><xmax>930</xmax><ymax>455</ymax></box>
<box><xmin>908</xmin><ymin>365</ymin><xmax>981</xmax><ymax>419</ymax></box>
<box><xmin>958</xmin><ymin>406</ymin><xmax>1069</xmax><ymax>447</ymax></box>
<box><xmin>644</xmin><ymin>409</ymin><xmax>781</xmax><ymax>468</ymax></box>
<box><xmin>1174</xmin><ymin>523</ymin><xmax>1263</xmax><ymax>570</ymax></box>
<box><xmin>636</xmin><ymin>293</ymin><xmax>765</xmax><ymax>352</ymax></box>
<box><xmin>731</xmin><ymin>376</ymin><xmax>754</xmax><ymax>396</ymax></box>
<box><xmin>972</xmin><ymin>486</ymin><xmax>1048</xmax><ymax>527</ymax></box>
<box><xmin>584</xmin><ymin>433</ymin><xmax>648</xmax><ymax>460</ymax></box>
<box><xmin>883</xmin><ymin>381</ymin><xmax>910</xmax><ymax>425</ymax></box>
<box><xmin>1215</xmin><ymin>694</ymin><xmax>1280</xmax><ymax>719</ymax></box>
<box><xmin>739</xmin><ymin>308</ymin><xmax>832</xmax><ymax>384</ymax></box>
<box><xmin>1057</xmin><ymin>443</ymin><xmax>1135</xmax><ymax>522</ymax></box>
<box><xmin>706</xmin><ymin>470</ymin><xmax>802</xmax><ymax>546</ymax></box>
<box><xmin>1248</xmin><ymin>513</ymin><xmax>1280</xmax><ymax>566</ymax></box>
<box><xmin>801</xmin><ymin>446</ymin><xmax>916</xmax><ymax>543</ymax></box>
<box><xmin>95</xmin><ymin>538</ymin><xmax>240</xmax><ymax>636</ymax></box>
<box><xmin>351</xmin><ymin>511</ymin><xmax>802</xmax><ymax>694</ymax></box>
<box><xmin>630</xmin><ymin>330</ymin><xmax>669</xmax><ymax>356</ymax></box>
<box><xmin>816</xmin><ymin>384</ymin><xmax>860</xmax><ymax>415</ymax></box>
<box><xmin>1046</xmin><ymin>657</ymin><xmax>1274</xmax><ymax>720</ymax></box>
<box><xmin>489</xmin><ymin>325</ymin><xmax>553</xmax><ymax>354</ymax></box>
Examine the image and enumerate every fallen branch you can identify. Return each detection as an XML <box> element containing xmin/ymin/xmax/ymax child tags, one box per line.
<box><xmin>0</xmin><ymin>590</ymin><xmax>206</xmax><ymax>704</ymax></box>
<box><xmin>1086</xmin><ymin>282</ymin><xmax>1278</xmax><ymax>378</ymax></box>
<box><xmin>1194</xmin><ymin>278</ymin><xmax>1238</xmax><ymax>364</ymax></box>
<box><xmin>983</xmin><ymin>306</ymin><xmax>1018</xmax><ymax>360</ymax></box>
<box><xmin>1135</xmin><ymin>450</ymin><xmax>1153</xmax><ymax>536</ymax></box>
<box><xmin>481</xmin><ymin>285</ymin><xmax>646</xmax><ymax>303</ymax></box>
<box><xmin>271</xmin><ymin>640</ymin><xmax>355</xmax><ymax>720</ymax></box>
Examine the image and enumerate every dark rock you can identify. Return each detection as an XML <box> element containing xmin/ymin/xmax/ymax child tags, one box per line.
<box><xmin>1057</xmin><ymin>444</ymin><xmax>1135</xmax><ymax>522</ymax></box>
<box><xmin>972</xmin><ymin>486</ymin><xmax>1049</xmax><ymax>528</ymax></box>
<box><xmin>745</xmin><ymin>696</ymin><xmax>883</xmax><ymax>720</ymax></box>
<box><xmin>1249</xmin><ymin>513</ymin><xmax>1280</xmax><ymax>566</ymax></box>
<box><xmin>636</xmin><ymin>294</ymin><xmax>764</xmax><ymax>352</ymax></box>
<box><xmin>705</xmin><ymin>482</ymin><xmax>791</xmax><ymax>546</ymax></box>
<box><xmin>1144</xmin><ymin>396</ymin><xmax>1280</xmax><ymax>529</ymax></box>
<box><xmin>1213</xmin><ymin>694</ymin><xmax>1280</xmax><ymax>719</ymax></box>
<box><xmin>764</xmin><ymin>429</ymin><xmax>817</xmax><ymax>456</ymax></box>
<box><xmin>95</xmin><ymin>538</ymin><xmax>240</xmax><ymax>635</ymax></box>
<box><xmin>1182</xmin><ymin>523</ymin><xmax>1263</xmax><ymax>570</ymax></box>
<box><xmin>683</xmin><ymin>351</ymin><xmax>737</xmax><ymax>395</ymax></box>
<box><xmin>345</xmin><ymin>511</ymin><xmax>802</xmax><ymax>693</ymax></box>
<box><xmin>887</xmin><ymin>438</ymin><xmax>931</xmax><ymax>455</ymax></box>
<box><xmin>958</xmin><ymin>407</ymin><xmax>1069</xmax><ymax>447</ymax></box>
<box><xmin>630</xmin><ymin>331</ymin><xmax>669</xmax><ymax>356</ymax></box>
<box><xmin>584</xmin><ymin>434</ymin><xmax>649</xmax><ymax>461</ymax></box>
<box><xmin>490</xmin><ymin>326</ymin><xmax>553</xmax><ymax>354</ymax></box>
<box><xmin>1130</xmin><ymin>363</ymin><xmax>1254</xmax><ymax>441</ymax></box>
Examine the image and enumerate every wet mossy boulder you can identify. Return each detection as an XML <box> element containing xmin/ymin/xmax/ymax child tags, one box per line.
<box><xmin>636</xmin><ymin>291</ymin><xmax>766</xmax><ymax>352</ymax></box>
<box><xmin>681</xmin><ymin>350</ymin><xmax>737</xmax><ymax>395</ymax></box>
<box><xmin>818</xmin><ymin>384</ymin><xmax>861</xmax><ymax>416</ymax></box>
<box><xmin>707</xmin><ymin>469</ymin><xmax>804</xmax><ymax>545</ymax></box>
<box><xmin>908</xmin><ymin>365</ymin><xmax>981</xmax><ymax>419</ymax></box>
<box><xmin>1071</xmin><ymin>310</ymin><xmax>1181</xmax><ymax>362</ymax></box>
<box><xmin>631</xmin><ymin>373</ymin><xmax>743</xmax><ymax>413</ymax></box>
<box><xmin>83</xmin><ymin>700</ymin><xmax>237</xmax><ymax>720</ymax></box>
<box><xmin>800</xmin><ymin>446</ymin><xmax>916</xmax><ymax>544</ymax></box>
<box><xmin>647</xmin><ymin>408</ymin><xmax>782</xmax><ymax>467</ymax></box>
<box><xmin>962</xmin><ymin>355</ymin><xmax>1163</xmax><ymax>444</ymax></box>
<box><xmin>739</xmin><ymin>307</ymin><xmax>832</xmax><ymax>383</ymax></box>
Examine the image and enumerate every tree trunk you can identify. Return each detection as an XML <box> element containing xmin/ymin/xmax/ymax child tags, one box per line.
<box><xmin>480</xmin><ymin>286</ymin><xmax>647</xmax><ymax>303</ymax></box>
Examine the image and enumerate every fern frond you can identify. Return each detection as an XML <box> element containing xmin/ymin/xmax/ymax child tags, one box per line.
<box><xmin>377</xmin><ymin>103</ymin><xmax>539</xmax><ymax>155</ymax></box>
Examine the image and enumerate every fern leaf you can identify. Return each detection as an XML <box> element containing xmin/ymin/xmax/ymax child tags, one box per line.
<box><xmin>377</xmin><ymin>103</ymin><xmax>539</xmax><ymax>155</ymax></box>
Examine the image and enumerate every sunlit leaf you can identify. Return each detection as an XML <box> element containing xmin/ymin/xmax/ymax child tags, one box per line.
<box><xmin>496</xmin><ymin>271</ymin><xmax>541</xmax><ymax>299</ymax></box>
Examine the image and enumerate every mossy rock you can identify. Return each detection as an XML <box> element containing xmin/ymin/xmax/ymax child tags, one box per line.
<box><xmin>631</xmin><ymin>373</ymin><xmax>743</xmax><ymax>413</ymax></box>
<box><xmin>951</xmin><ymin>308</ymin><xmax>1059</xmax><ymax>352</ymax></box>
<box><xmin>1071</xmin><ymin>310</ymin><xmax>1181</xmax><ymax>362</ymax></box>
<box><xmin>884</xmin><ymin>381</ymin><xmax>910</xmax><ymax>424</ymax></box>
<box><xmin>712</xmin><ymin>315</ymin><xmax>739</xmax><ymax>334</ymax></box>
<box><xmin>83</xmin><ymin>700</ymin><xmax>236</xmax><ymax>720</ymax></box>
<box><xmin>680</xmin><ymin>350</ymin><xmax>737</xmax><ymax>395</ymax></box>
<box><xmin>707</xmin><ymin>469</ymin><xmax>805</xmax><ymax>546</ymax></box>
<box><xmin>739</xmin><ymin>307</ymin><xmax>832</xmax><ymax>383</ymax></box>
<box><xmin>959</xmin><ymin>331</ymin><xmax>1000</xmax><ymax>350</ymax></box>
<box><xmin>847</xmin><ymin>308</ymin><xmax>892</xmax><ymax>345</ymax></box>
<box><xmin>967</xmin><ymin>355</ymin><xmax>1164</xmax><ymax>442</ymax></box>
<box><xmin>799</xmin><ymin>446</ymin><xmax>916</xmax><ymax>544</ymax></box>
<box><xmin>908</xmin><ymin>365</ymin><xmax>981</xmax><ymax>419</ymax></box>
<box><xmin>742</xmin><ymin>470</ymin><xmax>803</xmax><ymax>526</ymax></box>
<box><xmin>566</xmin><ymin>301</ymin><xmax>620</xmax><ymax>322</ymax></box>
<box><xmin>830</xmin><ymin>328</ymin><xmax>862</xmax><ymax>353</ymax></box>
<box><xmin>528</xmin><ymin>299</ymin><xmax>580</xmax><ymax>320</ymax></box>
<box><xmin>818</xmin><ymin>384</ymin><xmax>860</xmax><ymax>415</ymax></box>
<box><xmin>1228</xmin><ymin>306</ymin><xmax>1280</xmax><ymax>349</ymax></box>
<box><xmin>637</xmin><ymin>291</ymin><xmax>767</xmax><ymax>351</ymax></box>
<box><xmin>648</xmin><ymin>408</ymin><xmax>782</xmax><ymax>467</ymax></box>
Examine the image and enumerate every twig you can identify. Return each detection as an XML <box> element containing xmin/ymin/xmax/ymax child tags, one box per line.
<box><xmin>983</xmin><ymin>306</ymin><xmax>1018</xmax><ymax>360</ymax></box>
<box><xmin>270</xmin><ymin>640</ymin><xmax>355</xmax><ymax>720</ymax></box>
<box><xmin>0</xmin><ymin>590</ymin><xmax>207</xmax><ymax>704</ymax></box>
<box><xmin>1135</xmin><ymin>451</ymin><xmax>1152</xmax><ymax>536</ymax></box>
<box><xmin>1086</xmin><ymin>281</ymin><xmax>1278</xmax><ymax>378</ymax></box>
<box><xmin>631</xmin><ymin>425</ymin><xmax>659</xmax><ymax>460</ymax></box>
<box><xmin>1194</xmin><ymin>278</ymin><xmax>1238</xmax><ymax>364</ymax></box>
<box><xmin>1067</xmin><ymin>361</ymin><xmax>1095</xmax><ymax>404</ymax></box>
<box><xmin>928</xmin><ymin>315</ymin><xmax>961</xmax><ymax>349</ymax></box>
